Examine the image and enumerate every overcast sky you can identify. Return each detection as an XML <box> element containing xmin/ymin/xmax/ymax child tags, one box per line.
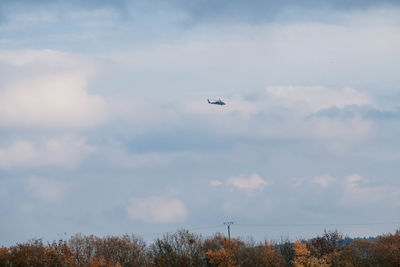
<box><xmin>0</xmin><ymin>0</ymin><xmax>399</xmax><ymax>245</ymax></box>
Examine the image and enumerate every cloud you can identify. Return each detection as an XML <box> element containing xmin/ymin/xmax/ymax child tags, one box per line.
<box><xmin>108</xmin><ymin>95</ymin><xmax>180</xmax><ymax>133</ymax></box>
<box><xmin>172</xmin><ymin>0</ymin><xmax>400</xmax><ymax>25</ymax></box>
<box><xmin>26</xmin><ymin>176</ymin><xmax>66</xmax><ymax>203</ymax></box>
<box><xmin>310</xmin><ymin>116</ymin><xmax>374</xmax><ymax>145</ymax></box>
<box><xmin>210</xmin><ymin>174</ymin><xmax>269</xmax><ymax>192</ymax></box>
<box><xmin>210</xmin><ymin>180</ymin><xmax>222</xmax><ymax>186</ymax></box>
<box><xmin>264</xmin><ymin>86</ymin><xmax>371</xmax><ymax>114</ymax></box>
<box><xmin>224</xmin><ymin>173</ymin><xmax>268</xmax><ymax>192</ymax></box>
<box><xmin>340</xmin><ymin>174</ymin><xmax>400</xmax><ymax>207</ymax></box>
<box><xmin>313</xmin><ymin>174</ymin><xmax>335</xmax><ymax>187</ymax></box>
<box><xmin>0</xmin><ymin>136</ymin><xmax>93</xmax><ymax>169</ymax></box>
<box><xmin>1</xmin><ymin>0</ymin><xmax>399</xmax><ymax>27</ymax></box>
<box><xmin>0</xmin><ymin>49</ymin><xmax>107</xmax><ymax>128</ymax></box>
<box><xmin>182</xmin><ymin>86</ymin><xmax>371</xmax><ymax>118</ymax></box>
<box><xmin>177</xmin><ymin>85</ymin><xmax>375</xmax><ymax>145</ymax></box>
<box><xmin>126</xmin><ymin>196</ymin><xmax>187</xmax><ymax>223</ymax></box>
<box><xmin>106</xmin><ymin>8</ymin><xmax>400</xmax><ymax>92</ymax></box>
<box><xmin>226</xmin><ymin>174</ymin><xmax>268</xmax><ymax>191</ymax></box>
<box><xmin>103</xmin><ymin>139</ymin><xmax>202</xmax><ymax>169</ymax></box>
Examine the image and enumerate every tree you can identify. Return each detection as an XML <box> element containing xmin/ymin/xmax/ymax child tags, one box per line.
<box><xmin>0</xmin><ymin>247</ymin><xmax>10</xmax><ymax>266</ymax></box>
<box><xmin>95</xmin><ymin>234</ymin><xmax>148</xmax><ymax>266</ymax></box>
<box><xmin>150</xmin><ymin>229</ymin><xmax>204</xmax><ymax>267</ymax></box>
<box><xmin>68</xmin><ymin>234</ymin><xmax>99</xmax><ymax>266</ymax></box>
<box><xmin>308</xmin><ymin>230</ymin><xmax>344</xmax><ymax>258</ymax></box>
<box><xmin>293</xmin><ymin>240</ymin><xmax>310</xmax><ymax>267</ymax></box>
<box><xmin>206</xmin><ymin>239</ymin><xmax>239</xmax><ymax>267</ymax></box>
<box><xmin>372</xmin><ymin>229</ymin><xmax>400</xmax><ymax>266</ymax></box>
<box><xmin>279</xmin><ymin>237</ymin><xmax>295</xmax><ymax>267</ymax></box>
<box><xmin>8</xmin><ymin>239</ymin><xmax>69</xmax><ymax>266</ymax></box>
<box><xmin>256</xmin><ymin>241</ymin><xmax>285</xmax><ymax>267</ymax></box>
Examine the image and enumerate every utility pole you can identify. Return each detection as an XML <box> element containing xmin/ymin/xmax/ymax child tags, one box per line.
<box><xmin>223</xmin><ymin>221</ymin><xmax>234</xmax><ymax>241</ymax></box>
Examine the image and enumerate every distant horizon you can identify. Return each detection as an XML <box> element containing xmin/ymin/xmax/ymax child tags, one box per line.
<box><xmin>2</xmin><ymin>225</ymin><xmax>399</xmax><ymax>246</ymax></box>
<box><xmin>2</xmin><ymin>222</ymin><xmax>399</xmax><ymax>247</ymax></box>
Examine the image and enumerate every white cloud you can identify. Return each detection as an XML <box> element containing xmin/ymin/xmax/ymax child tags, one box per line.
<box><xmin>310</xmin><ymin>116</ymin><xmax>374</xmax><ymax>142</ymax></box>
<box><xmin>343</xmin><ymin>174</ymin><xmax>364</xmax><ymax>187</ymax></box>
<box><xmin>126</xmin><ymin>196</ymin><xmax>187</xmax><ymax>223</ymax></box>
<box><xmin>177</xmin><ymin>85</ymin><xmax>374</xmax><ymax>144</ymax></box>
<box><xmin>226</xmin><ymin>173</ymin><xmax>269</xmax><ymax>192</ymax></box>
<box><xmin>108</xmin><ymin>95</ymin><xmax>180</xmax><ymax>133</ymax></box>
<box><xmin>340</xmin><ymin>174</ymin><xmax>400</xmax><ymax>207</ymax></box>
<box><xmin>210</xmin><ymin>180</ymin><xmax>222</xmax><ymax>186</ymax></box>
<box><xmin>340</xmin><ymin>174</ymin><xmax>378</xmax><ymax>205</ymax></box>
<box><xmin>0</xmin><ymin>136</ymin><xmax>93</xmax><ymax>169</ymax></box>
<box><xmin>107</xmin><ymin>9</ymin><xmax>400</xmax><ymax>98</ymax></box>
<box><xmin>26</xmin><ymin>176</ymin><xmax>66</xmax><ymax>203</ymax></box>
<box><xmin>264</xmin><ymin>86</ymin><xmax>371</xmax><ymax>113</ymax></box>
<box><xmin>100</xmin><ymin>10</ymin><xmax>398</xmax><ymax>144</ymax></box>
<box><xmin>182</xmin><ymin>85</ymin><xmax>371</xmax><ymax>118</ymax></box>
<box><xmin>313</xmin><ymin>174</ymin><xmax>335</xmax><ymax>187</ymax></box>
<box><xmin>105</xmin><ymin>143</ymin><xmax>197</xmax><ymax>169</ymax></box>
<box><xmin>0</xmin><ymin>141</ymin><xmax>37</xmax><ymax>168</ymax></box>
<box><xmin>0</xmin><ymin>50</ymin><xmax>107</xmax><ymax>128</ymax></box>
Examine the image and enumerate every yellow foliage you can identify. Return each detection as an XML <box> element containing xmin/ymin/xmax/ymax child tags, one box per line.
<box><xmin>293</xmin><ymin>240</ymin><xmax>310</xmax><ymax>267</ymax></box>
<box><xmin>308</xmin><ymin>256</ymin><xmax>331</xmax><ymax>267</ymax></box>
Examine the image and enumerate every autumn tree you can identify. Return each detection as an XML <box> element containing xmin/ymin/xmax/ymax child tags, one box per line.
<box><xmin>150</xmin><ymin>229</ymin><xmax>204</xmax><ymax>267</ymax></box>
<box><xmin>204</xmin><ymin>235</ymin><xmax>285</xmax><ymax>267</ymax></box>
<box><xmin>293</xmin><ymin>239</ymin><xmax>330</xmax><ymax>267</ymax></box>
<box><xmin>307</xmin><ymin>230</ymin><xmax>344</xmax><ymax>258</ymax></box>
<box><xmin>67</xmin><ymin>234</ymin><xmax>149</xmax><ymax>267</ymax></box>
<box><xmin>0</xmin><ymin>247</ymin><xmax>10</xmax><ymax>266</ymax></box>
<box><xmin>8</xmin><ymin>239</ymin><xmax>69</xmax><ymax>266</ymax></box>
<box><xmin>292</xmin><ymin>240</ymin><xmax>310</xmax><ymax>267</ymax></box>
<box><xmin>50</xmin><ymin>239</ymin><xmax>75</xmax><ymax>265</ymax></box>
<box><xmin>234</xmin><ymin>239</ymin><xmax>285</xmax><ymax>267</ymax></box>
<box><xmin>2</xmin><ymin>228</ymin><xmax>399</xmax><ymax>267</ymax></box>
<box><xmin>278</xmin><ymin>237</ymin><xmax>295</xmax><ymax>267</ymax></box>
<box><xmin>255</xmin><ymin>241</ymin><xmax>286</xmax><ymax>267</ymax></box>
<box><xmin>332</xmin><ymin>239</ymin><xmax>376</xmax><ymax>266</ymax></box>
<box><xmin>202</xmin><ymin>233</ymin><xmax>226</xmax><ymax>253</ymax></box>
<box><xmin>372</xmin><ymin>229</ymin><xmax>400</xmax><ymax>266</ymax></box>
<box><xmin>206</xmin><ymin>239</ymin><xmax>239</xmax><ymax>267</ymax></box>
<box><xmin>68</xmin><ymin>234</ymin><xmax>99</xmax><ymax>266</ymax></box>
<box><xmin>94</xmin><ymin>234</ymin><xmax>148</xmax><ymax>267</ymax></box>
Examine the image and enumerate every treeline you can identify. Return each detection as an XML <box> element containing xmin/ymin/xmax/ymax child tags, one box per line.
<box><xmin>0</xmin><ymin>229</ymin><xmax>399</xmax><ymax>266</ymax></box>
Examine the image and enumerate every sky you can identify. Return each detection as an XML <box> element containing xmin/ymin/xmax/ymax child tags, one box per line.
<box><xmin>0</xmin><ymin>0</ymin><xmax>400</xmax><ymax>245</ymax></box>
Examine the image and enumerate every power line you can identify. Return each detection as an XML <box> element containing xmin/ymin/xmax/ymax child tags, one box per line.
<box><xmin>235</xmin><ymin>221</ymin><xmax>400</xmax><ymax>228</ymax></box>
<box><xmin>133</xmin><ymin>221</ymin><xmax>399</xmax><ymax>239</ymax></box>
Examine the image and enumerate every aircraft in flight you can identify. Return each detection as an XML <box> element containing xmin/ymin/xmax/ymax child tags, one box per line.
<box><xmin>207</xmin><ymin>98</ymin><xmax>226</xmax><ymax>105</ymax></box>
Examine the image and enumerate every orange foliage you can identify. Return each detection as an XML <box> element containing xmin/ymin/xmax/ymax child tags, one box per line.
<box><xmin>206</xmin><ymin>240</ymin><xmax>239</xmax><ymax>267</ymax></box>
<box><xmin>0</xmin><ymin>247</ymin><xmax>10</xmax><ymax>265</ymax></box>
<box><xmin>292</xmin><ymin>240</ymin><xmax>310</xmax><ymax>267</ymax></box>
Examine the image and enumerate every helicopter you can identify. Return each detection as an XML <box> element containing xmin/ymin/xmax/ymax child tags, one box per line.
<box><xmin>207</xmin><ymin>98</ymin><xmax>226</xmax><ymax>105</ymax></box>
